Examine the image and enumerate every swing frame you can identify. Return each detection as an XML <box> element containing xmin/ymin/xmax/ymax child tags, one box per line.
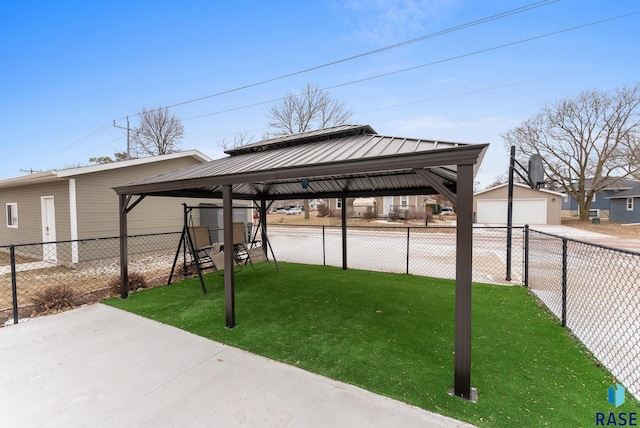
<box><xmin>168</xmin><ymin>203</ymin><xmax>279</xmax><ymax>295</ymax></box>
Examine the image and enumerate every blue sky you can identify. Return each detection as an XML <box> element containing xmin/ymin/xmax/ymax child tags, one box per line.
<box><xmin>1</xmin><ymin>0</ymin><xmax>638</xmax><ymax>188</ymax></box>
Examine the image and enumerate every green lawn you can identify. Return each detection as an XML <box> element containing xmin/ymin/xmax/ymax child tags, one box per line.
<box><xmin>104</xmin><ymin>263</ymin><xmax>637</xmax><ymax>427</ymax></box>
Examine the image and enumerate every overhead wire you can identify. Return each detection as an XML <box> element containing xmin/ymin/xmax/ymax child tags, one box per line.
<box><xmin>182</xmin><ymin>12</ymin><xmax>639</xmax><ymax>122</ymax></box>
<box><xmin>35</xmin><ymin>122</ymin><xmax>113</xmax><ymax>165</ymax></box>
<box><xmin>116</xmin><ymin>0</ymin><xmax>560</xmax><ymax>120</ymax></box>
<box><xmin>353</xmin><ymin>65</ymin><xmax>617</xmax><ymax>115</ymax></box>
<box><xmin>40</xmin><ymin>2</ymin><xmax>638</xmax><ymax>164</ymax></box>
<box><xmin>44</xmin><ymin>0</ymin><xmax>560</xmax><ymax>165</ymax></box>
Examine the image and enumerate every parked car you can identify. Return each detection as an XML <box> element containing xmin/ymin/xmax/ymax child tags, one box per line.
<box><xmin>287</xmin><ymin>208</ymin><xmax>302</xmax><ymax>215</ymax></box>
<box><xmin>276</xmin><ymin>208</ymin><xmax>287</xmax><ymax>214</ymax></box>
<box><xmin>441</xmin><ymin>207</ymin><xmax>455</xmax><ymax>215</ymax></box>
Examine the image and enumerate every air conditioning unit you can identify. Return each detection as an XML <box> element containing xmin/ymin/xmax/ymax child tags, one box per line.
<box><xmin>588</xmin><ymin>209</ymin><xmax>599</xmax><ymax>218</ymax></box>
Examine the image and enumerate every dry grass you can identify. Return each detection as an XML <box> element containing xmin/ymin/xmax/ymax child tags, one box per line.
<box><xmin>0</xmin><ymin>251</ymin><xmax>40</xmax><ymax>266</ymax></box>
<box><xmin>562</xmin><ymin>219</ymin><xmax>640</xmax><ymax>239</ymax></box>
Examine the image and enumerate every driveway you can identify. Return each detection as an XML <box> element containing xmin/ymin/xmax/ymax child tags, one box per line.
<box><xmin>0</xmin><ymin>304</ymin><xmax>474</xmax><ymax>428</ymax></box>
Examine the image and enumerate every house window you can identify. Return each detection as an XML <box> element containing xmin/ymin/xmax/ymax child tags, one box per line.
<box><xmin>627</xmin><ymin>198</ymin><xmax>634</xmax><ymax>211</ymax></box>
<box><xmin>562</xmin><ymin>195</ymin><xmax>568</xmax><ymax>203</ymax></box>
<box><xmin>401</xmin><ymin>196</ymin><xmax>408</xmax><ymax>207</ymax></box>
<box><xmin>336</xmin><ymin>199</ymin><xmax>342</xmax><ymax>209</ymax></box>
<box><xmin>6</xmin><ymin>203</ymin><xmax>18</xmax><ymax>228</ymax></box>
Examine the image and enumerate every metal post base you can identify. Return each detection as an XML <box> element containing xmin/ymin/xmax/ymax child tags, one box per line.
<box><xmin>447</xmin><ymin>387</ymin><xmax>478</xmax><ymax>403</ymax></box>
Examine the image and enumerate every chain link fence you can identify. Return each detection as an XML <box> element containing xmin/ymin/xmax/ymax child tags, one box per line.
<box><xmin>527</xmin><ymin>229</ymin><xmax>640</xmax><ymax>400</ymax></box>
<box><xmin>0</xmin><ymin>232</ymin><xmax>181</xmax><ymax>326</ymax></box>
<box><xmin>1</xmin><ymin>225</ymin><xmax>522</xmax><ymax>326</ymax></box>
<box><xmin>266</xmin><ymin>225</ymin><xmax>523</xmax><ymax>284</ymax></box>
<box><xmin>3</xmin><ymin>223</ymin><xmax>638</xmax><ymax>400</ymax></box>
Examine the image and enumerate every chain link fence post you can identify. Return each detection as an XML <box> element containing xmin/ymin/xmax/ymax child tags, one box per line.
<box><xmin>322</xmin><ymin>225</ymin><xmax>326</xmax><ymax>266</ymax></box>
<box><xmin>406</xmin><ymin>227</ymin><xmax>410</xmax><ymax>274</ymax></box>
<box><xmin>523</xmin><ymin>225</ymin><xmax>529</xmax><ymax>287</ymax></box>
<box><xmin>10</xmin><ymin>245</ymin><xmax>18</xmax><ymax>325</ymax></box>
<box><xmin>561</xmin><ymin>238</ymin><xmax>567</xmax><ymax>327</ymax></box>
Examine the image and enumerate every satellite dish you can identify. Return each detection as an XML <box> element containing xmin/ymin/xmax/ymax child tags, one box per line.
<box><xmin>528</xmin><ymin>154</ymin><xmax>545</xmax><ymax>189</ymax></box>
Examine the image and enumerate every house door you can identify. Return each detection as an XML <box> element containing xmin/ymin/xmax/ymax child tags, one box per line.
<box><xmin>41</xmin><ymin>196</ymin><xmax>57</xmax><ymax>262</ymax></box>
<box><xmin>383</xmin><ymin>196</ymin><xmax>393</xmax><ymax>215</ymax></box>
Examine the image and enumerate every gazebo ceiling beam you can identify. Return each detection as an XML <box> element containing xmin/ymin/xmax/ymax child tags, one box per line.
<box><xmin>413</xmin><ymin>168</ymin><xmax>457</xmax><ymax>205</ymax></box>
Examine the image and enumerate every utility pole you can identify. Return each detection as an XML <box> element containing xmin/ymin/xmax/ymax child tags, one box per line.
<box><xmin>113</xmin><ymin>117</ymin><xmax>131</xmax><ymax>158</ymax></box>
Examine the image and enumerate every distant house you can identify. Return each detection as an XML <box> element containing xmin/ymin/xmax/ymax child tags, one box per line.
<box><xmin>324</xmin><ymin>195</ymin><xmax>435</xmax><ymax>219</ymax></box>
<box><xmin>0</xmin><ymin>150</ymin><xmax>214</xmax><ymax>261</ymax></box>
<box><xmin>606</xmin><ymin>181</ymin><xmax>640</xmax><ymax>223</ymax></box>
<box><xmin>474</xmin><ymin>182</ymin><xmax>562</xmax><ymax>225</ymax></box>
<box><xmin>560</xmin><ymin>178</ymin><xmax>639</xmax><ymax>219</ymax></box>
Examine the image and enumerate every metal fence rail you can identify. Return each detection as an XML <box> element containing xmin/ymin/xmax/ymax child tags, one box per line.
<box><xmin>527</xmin><ymin>229</ymin><xmax>640</xmax><ymax>400</ymax></box>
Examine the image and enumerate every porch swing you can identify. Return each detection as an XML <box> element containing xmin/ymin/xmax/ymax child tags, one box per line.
<box><xmin>168</xmin><ymin>203</ymin><xmax>279</xmax><ymax>296</ymax></box>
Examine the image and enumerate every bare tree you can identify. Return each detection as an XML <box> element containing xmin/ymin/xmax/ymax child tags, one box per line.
<box><xmin>132</xmin><ymin>107</ymin><xmax>184</xmax><ymax>156</ymax></box>
<box><xmin>220</xmin><ymin>131</ymin><xmax>253</xmax><ymax>151</ymax></box>
<box><xmin>503</xmin><ymin>84</ymin><xmax>640</xmax><ymax>220</ymax></box>
<box><xmin>267</xmin><ymin>83</ymin><xmax>353</xmax><ymax>219</ymax></box>
<box><xmin>267</xmin><ymin>82</ymin><xmax>352</xmax><ymax>135</ymax></box>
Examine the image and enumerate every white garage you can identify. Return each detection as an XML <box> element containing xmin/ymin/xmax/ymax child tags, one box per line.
<box><xmin>474</xmin><ymin>183</ymin><xmax>563</xmax><ymax>225</ymax></box>
<box><xmin>476</xmin><ymin>199</ymin><xmax>547</xmax><ymax>225</ymax></box>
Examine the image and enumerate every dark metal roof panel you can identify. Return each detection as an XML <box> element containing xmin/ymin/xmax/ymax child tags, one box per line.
<box><xmin>138</xmin><ymin>134</ymin><xmax>465</xmax><ymax>185</ymax></box>
<box><xmin>225</xmin><ymin>124</ymin><xmax>376</xmax><ymax>155</ymax></box>
<box><xmin>114</xmin><ymin>125</ymin><xmax>488</xmax><ymax>199</ymax></box>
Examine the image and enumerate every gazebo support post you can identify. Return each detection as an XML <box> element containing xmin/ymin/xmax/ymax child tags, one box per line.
<box><xmin>259</xmin><ymin>199</ymin><xmax>268</xmax><ymax>257</ymax></box>
<box><xmin>341</xmin><ymin>194</ymin><xmax>347</xmax><ymax>270</ymax></box>
<box><xmin>119</xmin><ymin>194</ymin><xmax>129</xmax><ymax>299</ymax></box>
<box><xmin>223</xmin><ymin>185</ymin><xmax>236</xmax><ymax>328</ymax></box>
<box><xmin>452</xmin><ymin>162</ymin><xmax>476</xmax><ymax>401</ymax></box>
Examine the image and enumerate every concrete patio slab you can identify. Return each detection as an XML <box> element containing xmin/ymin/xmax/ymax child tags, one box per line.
<box><xmin>0</xmin><ymin>304</ymin><xmax>474</xmax><ymax>427</ymax></box>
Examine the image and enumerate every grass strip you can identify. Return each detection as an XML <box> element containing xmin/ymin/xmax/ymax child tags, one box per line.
<box><xmin>104</xmin><ymin>263</ymin><xmax>637</xmax><ymax>426</ymax></box>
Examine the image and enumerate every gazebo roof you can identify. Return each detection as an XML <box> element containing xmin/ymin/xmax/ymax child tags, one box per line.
<box><xmin>114</xmin><ymin>124</ymin><xmax>488</xmax><ymax>201</ymax></box>
<box><xmin>114</xmin><ymin>124</ymin><xmax>489</xmax><ymax>401</ymax></box>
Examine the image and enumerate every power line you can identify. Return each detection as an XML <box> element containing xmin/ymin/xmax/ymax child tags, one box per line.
<box><xmin>117</xmin><ymin>0</ymin><xmax>560</xmax><ymax>120</ymax></box>
<box><xmin>353</xmin><ymin>65</ymin><xmax>617</xmax><ymax>115</ymax></box>
<box><xmin>322</xmin><ymin>11</ymin><xmax>640</xmax><ymax>92</ymax></box>
<box><xmin>182</xmin><ymin>12</ymin><xmax>639</xmax><ymax>122</ymax></box>
<box><xmin>40</xmin><ymin>1</ymin><xmax>560</xmax><ymax>164</ymax></box>
<box><xmin>35</xmin><ymin>122</ymin><xmax>113</xmax><ymax>165</ymax></box>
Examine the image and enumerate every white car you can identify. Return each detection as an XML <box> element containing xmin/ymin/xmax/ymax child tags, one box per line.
<box><xmin>287</xmin><ymin>208</ymin><xmax>302</xmax><ymax>215</ymax></box>
<box><xmin>441</xmin><ymin>207</ymin><xmax>455</xmax><ymax>215</ymax></box>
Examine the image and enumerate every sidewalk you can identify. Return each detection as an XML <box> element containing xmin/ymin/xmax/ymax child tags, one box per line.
<box><xmin>0</xmin><ymin>304</ymin><xmax>475</xmax><ymax>427</ymax></box>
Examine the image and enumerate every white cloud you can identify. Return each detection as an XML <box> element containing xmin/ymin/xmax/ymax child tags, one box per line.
<box><xmin>337</xmin><ymin>0</ymin><xmax>459</xmax><ymax>46</ymax></box>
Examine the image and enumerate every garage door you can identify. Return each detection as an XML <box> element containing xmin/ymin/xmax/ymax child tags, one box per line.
<box><xmin>476</xmin><ymin>199</ymin><xmax>547</xmax><ymax>225</ymax></box>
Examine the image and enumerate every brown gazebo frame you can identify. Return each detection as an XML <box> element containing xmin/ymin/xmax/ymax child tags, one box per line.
<box><xmin>113</xmin><ymin>125</ymin><xmax>488</xmax><ymax>401</ymax></box>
